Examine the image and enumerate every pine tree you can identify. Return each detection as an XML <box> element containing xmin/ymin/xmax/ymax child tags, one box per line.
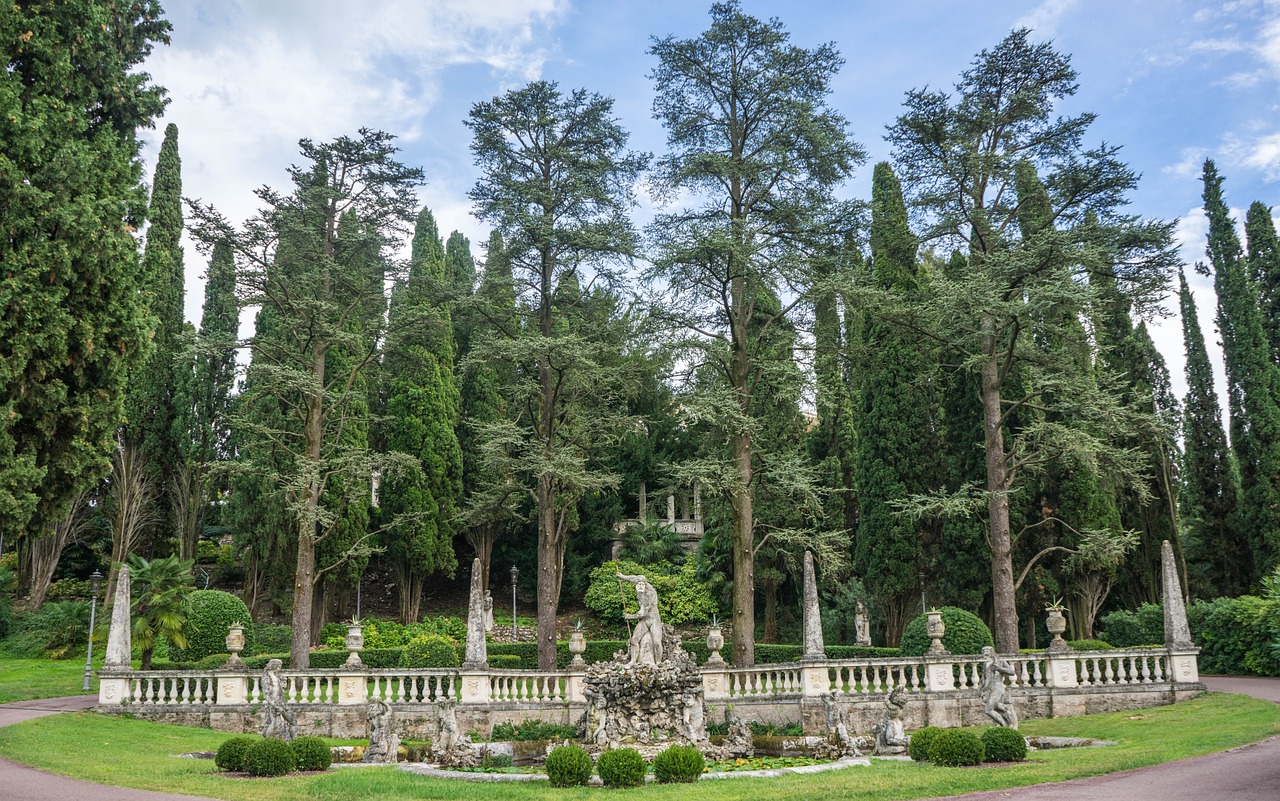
<box><xmin>1201</xmin><ymin>161</ymin><xmax>1280</xmax><ymax>579</ymax></box>
<box><xmin>445</xmin><ymin>231</ymin><xmax>477</xmax><ymax>363</ymax></box>
<box><xmin>1</xmin><ymin>2</ymin><xmax>170</xmax><ymax>553</ymax></box>
<box><xmin>1245</xmin><ymin>202</ymin><xmax>1280</xmax><ymax>367</ymax></box>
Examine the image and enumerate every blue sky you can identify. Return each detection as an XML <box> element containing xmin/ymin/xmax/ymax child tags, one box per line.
<box><xmin>145</xmin><ymin>0</ymin><xmax>1280</xmax><ymax>408</ymax></box>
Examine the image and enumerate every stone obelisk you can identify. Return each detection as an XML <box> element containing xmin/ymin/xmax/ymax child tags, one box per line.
<box><xmin>104</xmin><ymin>564</ymin><xmax>132</xmax><ymax>669</ymax></box>
<box><xmin>462</xmin><ymin>558</ymin><xmax>489</xmax><ymax>669</ymax></box>
<box><xmin>801</xmin><ymin>551</ymin><xmax>825</xmax><ymax>662</ymax></box>
<box><xmin>1161</xmin><ymin>540</ymin><xmax>1193</xmax><ymax>649</ymax></box>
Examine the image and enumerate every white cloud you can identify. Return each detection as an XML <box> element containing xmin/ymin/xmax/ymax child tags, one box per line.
<box><xmin>1013</xmin><ymin>0</ymin><xmax>1078</xmax><ymax>36</ymax></box>
<box><xmin>1224</xmin><ymin>130</ymin><xmax>1280</xmax><ymax>178</ymax></box>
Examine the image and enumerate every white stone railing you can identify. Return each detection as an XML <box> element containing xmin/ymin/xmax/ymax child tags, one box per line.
<box><xmin>98</xmin><ymin>646</ymin><xmax>1199</xmax><ymax>710</ymax></box>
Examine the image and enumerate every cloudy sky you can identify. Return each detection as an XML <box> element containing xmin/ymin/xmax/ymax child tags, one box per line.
<box><xmin>142</xmin><ymin>0</ymin><xmax>1280</xmax><ymax>410</ymax></box>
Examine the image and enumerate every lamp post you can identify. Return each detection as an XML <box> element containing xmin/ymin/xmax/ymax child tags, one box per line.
<box><xmin>918</xmin><ymin>571</ymin><xmax>927</xmax><ymax>616</ymax></box>
<box><xmin>83</xmin><ymin>570</ymin><xmax>104</xmax><ymax>691</ymax></box>
<box><xmin>510</xmin><ymin>566</ymin><xmax>519</xmax><ymax>643</ymax></box>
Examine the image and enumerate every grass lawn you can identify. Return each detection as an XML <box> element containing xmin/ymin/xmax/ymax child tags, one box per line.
<box><xmin>0</xmin><ymin>658</ymin><xmax>98</xmax><ymax>704</ymax></box>
<box><xmin>0</xmin><ymin>692</ymin><xmax>1275</xmax><ymax>800</ymax></box>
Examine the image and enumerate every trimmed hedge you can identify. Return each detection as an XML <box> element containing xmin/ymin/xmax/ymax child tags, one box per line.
<box><xmin>546</xmin><ymin>744</ymin><xmax>593</xmax><ymax>787</ymax></box>
<box><xmin>1067</xmin><ymin>639</ymin><xmax>1114</xmax><ymax>651</ymax></box>
<box><xmin>310</xmin><ymin>647</ymin><xmax>405</xmax><ymax>669</ymax></box>
<box><xmin>908</xmin><ymin>726</ymin><xmax>941</xmax><ymax>761</ymax></box>
<box><xmin>900</xmin><ymin>607</ymin><xmax>993</xmax><ymax>656</ymax></box>
<box><xmin>981</xmin><ymin>726</ymin><xmax>1027</xmax><ymax>762</ymax></box>
<box><xmin>406</xmin><ymin>635</ymin><xmax>461</xmax><ymax>668</ymax></box>
<box><xmin>174</xmin><ymin>591</ymin><xmax>254</xmax><ymax>662</ymax></box>
<box><xmin>244</xmin><ymin>652</ymin><xmax>290</xmax><ymax>670</ymax></box>
<box><xmin>653</xmin><ymin>744</ymin><xmax>704</xmax><ymax>783</ymax></box>
<box><xmin>1100</xmin><ymin>597</ymin><xmax>1280</xmax><ymax>676</ymax></box>
<box><xmin>927</xmin><ymin>729</ymin><xmax>985</xmax><ymax>767</ymax></box>
<box><xmin>215</xmin><ymin>736</ymin><xmax>256</xmax><ymax>771</ymax></box>
<box><xmin>598</xmin><ymin>747</ymin><xmax>646</xmax><ymax>788</ymax></box>
<box><xmin>254</xmin><ymin>624</ymin><xmax>292</xmax><ymax>653</ymax></box>
<box><xmin>292</xmin><ymin>736</ymin><xmax>333</xmax><ymax>771</ymax></box>
<box><xmin>244</xmin><ymin>738</ymin><xmax>295</xmax><ymax>777</ymax></box>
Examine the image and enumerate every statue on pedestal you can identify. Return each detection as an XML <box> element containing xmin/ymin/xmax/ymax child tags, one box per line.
<box><xmin>855</xmin><ymin>600</ymin><xmax>872</xmax><ymax>646</ymax></box>
<box><xmin>363</xmin><ymin>697</ymin><xmax>400</xmax><ymax>763</ymax></box>
<box><xmin>617</xmin><ymin>572</ymin><xmax>663</xmax><ymax>665</ymax></box>
<box><xmin>261</xmin><ymin>659</ymin><xmax>297</xmax><ymax>742</ymax></box>
<box><xmin>980</xmin><ymin>646</ymin><xmax>1019</xmax><ymax>729</ymax></box>
<box><xmin>872</xmin><ymin>686</ymin><xmax>909</xmax><ymax>755</ymax></box>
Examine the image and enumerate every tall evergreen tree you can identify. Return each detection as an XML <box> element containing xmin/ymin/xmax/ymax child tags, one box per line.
<box><xmin>647</xmin><ymin>1</ymin><xmax>863</xmax><ymax>665</ymax></box>
<box><xmin>1245</xmin><ymin>202</ymin><xmax>1280</xmax><ymax>367</ymax></box>
<box><xmin>379</xmin><ymin>208</ymin><xmax>463</xmax><ymax>622</ymax></box>
<box><xmin>1200</xmin><ymin>161</ymin><xmax>1280</xmax><ymax>579</ymax></box>
<box><xmin>445</xmin><ymin>231</ymin><xmax>478</xmax><ymax>362</ymax></box>
<box><xmin>1</xmin><ymin>2</ymin><xmax>169</xmax><ymax>557</ymax></box>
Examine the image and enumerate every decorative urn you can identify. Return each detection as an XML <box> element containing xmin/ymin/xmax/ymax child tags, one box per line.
<box><xmin>1045</xmin><ymin>601</ymin><xmax>1069</xmax><ymax>650</ymax></box>
<box><xmin>224</xmin><ymin>623</ymin><xmax>246</xmax><ymax>668</ymax></box>
<box><xmin>706</xmin><ymin>620</ymin><xmax>726</xmax><ymax>664</ymax></box>
<box><xmin>568</xmin><ymin>622</ymin><xmax>587</xmax><ymax>668</ymax></box>
<box><xmin>345</xmin><ymin>622</ymin><xmax>364</xmax><ymax>667</ymax></box>
<box><xmin>926</xmin><ymin>609</ymin><xmax>948</xmax><ymax>655</ymax></box>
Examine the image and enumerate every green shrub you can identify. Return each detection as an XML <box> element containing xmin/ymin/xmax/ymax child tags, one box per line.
<box><xmin>908</xmin><ymin>726</ymin><xmax>942</xmax><ymax>761</ymax></box>
<box><xmin>244</xmin><ymin>738</ymin><xmax>295</xmax><ymax>777</ymax></box>
<box><xmin>1191</xmin><ymin>595</ymin><xmax>1280</xmax><ymax>676</ymax></box>
<box><xmin>44</xmin><ymin>577</ymin><xmax>92</xmax><ymax>601</ymax></box>
<box><xmin>597</xmin><ymin>747</ymin><xmax>646</xmax><ymax>788</ymax></box>
<box><xmin>2</xmin><ymin>601</ymin><xmax>92</xmax><ymax>659</ymax></box>
<box><xmin>174</xmin><ymin>590</ymin><xmax>253</xmax><ymax>662</ymax></box>
<box><xmin>1099</xmin><ymin>603</ymin><xmax>1164</xmax><ymax>647</ymax></box>
<box><xmin>900</xmin><ymin>607</ymin><xmax>993</xmax><ymax>656</ymax></box>
<box><xmin>243</xmin><ymin>652</ymin><xmax>290</xmax><ymax>670</ymax></box>
<box><xmin>980</xmin><ymin>727</ymin><xmax>1027</xmax><ymax>762</ymax></box>
<box><xmin>584</xmin><ymin>560</ymin><xmax>716</xmax><ymax>625</ymax></box>
<box><xmin>214</xmin><ymin>736</ymin><xmax>256</xmax><ymax>771</ymax></box>
<box><xmin>652</xmin><ymin>744</ymin><xmax>704</xmax><ymax>783</ymax></box>
<box><xmin>927</xmin><ymin>729</ymin><xmax>985</xmax><ymax>767</ymax></box>
<box><xmin>254</xmin><ymin>624</ymin><xmax>292</xmax><ymax>654</ymax></box>
<box><xmin>291</xmin><ymin>736</ymin><xmax>332</xmax><ymax>771</ymax></box>
<box><xmin>491</xmin><ymin>653</ymin><xmax>523</xmax><ymax>668</ymax></box>
<box><xmin>1067</xmin><ymin>639</ymin><xmax>1113</xmax><ymax>651</ymax></box>
<box><xmin>545</xmin><ymin>744</ymin><xmax>593</xmax><ymax>788</ymax></box>
<box><xmin>491</xmin><ymin>720</ymin><xmax>579</xmax><ymax>741</ymax></box>
<box><xmin>406</xmin><ymin>634</ymin><xmax>460</xmax><ymax>668</ymax></box>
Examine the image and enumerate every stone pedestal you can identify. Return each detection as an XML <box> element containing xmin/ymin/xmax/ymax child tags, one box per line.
<box><xmin>565</xmin><ymin>671</ymin><xmax>586</xmax><ymax>703</ymax></box>
<box><xmin>924</xmin><ymin>658</ymin><xmax>956</xmax><ymax>692</ymax></box>
<box><xmin>702</xmin><ymin>667</ymin><xmax>730</xmax><ymax>701</ymax></box>
<box><xmin>1046</xmin><ymin>653</ymin><xmax>1079</xmax><ymax>689</ymax></box>
<box><xmin>215</xmin><ymin>673</ymin><xmax>249</xmax><ymax>705</ymax></box>
<box><xmin>460</xmin><ymin>671</ymin><xmax>492</xmax><ymax>704</ymax></box>
<box><xmin>1170</xmin><ymin>649</ymin><xmax>1201</xmax><ymax>683</ymax></box>
<box><xmin>98</xmin><ymin>674</ymin><xmax>129</xmax><ymax>706</ymax></box>
<box><xmin>801</xmin><ymin>665</ymin><xmax>829</xmax><ymax>696</ymax></box>
<box><xmin>337</xmin><ymin>673</ymin><xmax>367</xmax><ymax>705</ymax></box>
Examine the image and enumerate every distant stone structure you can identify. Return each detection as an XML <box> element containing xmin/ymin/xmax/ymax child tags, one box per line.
<box><xmin>363</xmin><ymin>697</ymin><xmax>399</xmax><ymax>763</ymax></box>
<box><xmin>854</xmin><ymin>600</ymin><xmax>872</xmax><ymax>647</ymax></box>
<box><xmin>483</xmin><ymin>591</ymin><xmax>494</xmax><ymax>632</ymax></box>
<box><xmin>462</xmin><ymin>558</ymin><xmax>488</xmax><ymax>670</ymax></box>
<box><xmin>261</xmin><ymin>659</ymin><xmax>297</xmax><ymax>741</ymax></box>
<box><xmin>610</xmin><ymin>483</ymin><xmax>704</xmax><ymax>559</ymax></box>
<box><xmin>872</xmin><ymin>686</ymin><xmax>909</xmax><ymax>754</ymax></box>
<box><xmin>980</xmin><ymin>646</ymin><xmax>1018</xmax><ymax>729</ymax></box>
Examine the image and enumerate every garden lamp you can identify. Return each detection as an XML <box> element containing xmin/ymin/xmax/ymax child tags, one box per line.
<box><xmin>83</xmin><ymin>569</ymin><xmax>105</xmax><ymax>691</ymax></box>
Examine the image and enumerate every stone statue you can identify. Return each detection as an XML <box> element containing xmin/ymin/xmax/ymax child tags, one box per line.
<box><xmin>823</xmin><ymin>694</ymin><xmax>860</xmax><ymax>757</ymax></box>
<box><xmin>855</xmin><ymin>600</ymin><xmax>871</xmax><ymax>646</ymax></box>
<box><xmin>617</xmin><ymin>572</ymin><xmax>663</xmax><ymax>665</ymax></box>
<box><xmin>483</xmin><ymin>591</ymin><xmax>495</xmax><ymax>632</ymax></box>
<box><xmin>980</xmin><ymin>646</ymin><xmax>1019</xmax><ymax>729</ymax></box>
<box><xmin>430</xmin><ymin>696</ymin><xmax>478</xmax><ymax>765</ymax></box>
<box><xmin>680</xmin><ymin>683</ymin><xmax>708</xmax><ymax>745</ymax></box>
<box><xmin>363</xmin><ymin>697</ymin><xmax>400</xmax><ymax>763</ymax></box>
<box><xmin>872</xmin><ymin>686</ymin><xmax>909</xmax><ymax>755</ymax></box>
<box><xmin>721</xmin><ymin>706</ymin><xmax>754</xmax><ymax>759</ymax></box>
<box><xmin>261</xmin><ymin>659</ymin><xmax>297</xmax><ymax>742</ymax></box>
<box><xmin>584</xmin><ymin>685</ymin><xmax>611</xmax><ymax>745</ymax></box>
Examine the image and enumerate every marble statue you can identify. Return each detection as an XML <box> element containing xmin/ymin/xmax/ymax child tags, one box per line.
<box><xmin>430</xmin><ymin>696</ymin><xmax>479</xmax><ymax>766</ymax></box>
<box><xmin>363</xmin><ymin>697</ymin><xmax>400</xmax><ymax>763</ymax></box>
<box><xmin>872</xmin><ymin>686</ymin><xmax>909</xmax><ymax>755</ymax></box>
<box><xmin>823</xmin><ymin>694</ymin><xmax>861</xmax><ymax>757</ymax></box>
<box><xmin>618</xmin><ymin>572</ymin><xmax>663</xmax><ymax>665</ymax></box>
<box><xmin>483</xmin><ymin>591</ymin><xmax>494</xmax><ymax>632</ymax></box>
<box><xmin>980</xmin><ymin>646</ymin><xmax>1019</xmax><ymax>729</ymax></box>
<box><xmin>261</xmin><ymin>659</ymin><xmax>297</xmax><ymax>742</ymax></box>
<box><xmin>855</xmin><ymin>600</ymin><xmax>872</xmax><ymax>646</ymax></box>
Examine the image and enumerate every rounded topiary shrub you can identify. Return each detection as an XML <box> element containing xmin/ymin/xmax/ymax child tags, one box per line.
<box><xmin>980</xmin><ymin>726</ymin><xmax>1027</xmax><ymax>762</ymax></box>
<box><xmin>405</xmin><ymin>634</ymin><xmax>461</xmax><ymax>668</ymax></box>
<box><xmin>546</xmin><ymin>744</ymin><xmax>593</xmax><ymax>787</ymax></box>
<box><xmin>174</xmin><ymin>590</ymin><xmax>254</xmax><ymax>661</ymax></box>
<box><xmin>291</xmin><ymin>736</ymin><xmax>333</xmax><ymax>771</ymax></box>
<box><xmin>908</xmin><ymin>726</ymin><xmax>942</xmax><ymax>762</ymax></box>
<box><xmin>214</xmin><ymin>736</ymin><xmax>256</xmax><ymax>771</ymax></box>
<box><xmin>244</xmin><ymin>738</ymin><xmax>295</xmax><ymax>777</ymax></box>
<box><xmin>900</xmin><ymin>607</ymin><xmax>994</xmax><ymax>656</ymax></box>
<box><xmin>927</xmin><ymin>729</ymin><xmax>986</xmax><ymax>767</ymax></box>
<box><xmin>653</xmin><ymin>744</ymin><xmax>704</xmax><ymax>783</ymax></box>
<box><xmin>598</xmin><ymin>747</ymin><xmax>647</xmax><ymax>788</ymax></box>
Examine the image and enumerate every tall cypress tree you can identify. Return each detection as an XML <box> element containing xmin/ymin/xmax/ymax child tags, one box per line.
<box><xmin>445</xmin><ymin>230</ymin><xmax>477</xmax><ymax>361</ymax></box>
<box><xmin>1201</xmin><ymin>161</ymin><xmax>1280</xmax><ymax>579</ymax></box>
<box><xmin>379</xmin><ymin>208</ymin><xmax>463</xmax><ymax>622</ymax></box>
<box><xmin>1245</xmin><ymin>202</ymin><xmax>1280</xmax><ymax>367</ymax></box>
<box><xmin>1177</xmin><ymin>269</ymin><xmax>1245</xmax><ymax>596</ymax></box>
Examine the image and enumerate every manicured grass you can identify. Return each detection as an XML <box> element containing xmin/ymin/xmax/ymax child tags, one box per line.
<box><xmin>0</xmin><ymin>693</ymin><xmax>1274</xmax><ymax>800</ymax></box>
<box><xmin>0</xmin><ymin>658</ymin><xmax>98</xmax><ymax>704</ymax></box>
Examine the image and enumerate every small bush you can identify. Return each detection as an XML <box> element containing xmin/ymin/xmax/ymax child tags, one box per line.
<box><xmin>1067</xmin><ymin>639</ymin><xmax>1113</xmax><ymax>651</ymax></box>
<box><xmin>244</xmin><ymin>738</ymin><xmax>295</xmax><ymax>777</ymax></box>
<box><xmin>653</xmin><ymin>744</ymin><xmax>704</xmax><ymax>783</ymax></box>
<box><xmin>214</xmin><ymin>736</ymin><xmax>256</xmax><ymax>771</ymax></box>
<box><xmin>900</xmin><ymin>607</ymin><xmax>993</xmax><ymax>656</ymax></box>
<box><xmin>291</xmin><ymin>736</ymin><xmax>332</xmax><ymax>771</ymax></box>
<box><xmin>1099</xmin><ymin>604</ymin><xmax>1164</xmax><ymax>648</ymax></box>
<box><xmin>406</xmin><ymin>634</ymin><xmax>460</xmax><ymax>668</ymax></box>
<box><xmin>491</xmin><ymin>720</ymin><xmax>579</xmax><ymax>741</ymax></box>
<box><xmin>243</xmin><ymin>652</ymin><xmax>290</xmax><ymax>670</ymax></box>
<box><xmin>927</xmin><ymin>729</ymin><xmax>985</xmax><ymax>767</ymax></box>
<box><xmin>546</xmin><ymin>744</ymin><xmax>593</xmax><ymax>787</ymax></box>
<box><xmin>908</xmin><ymin>726</ymin><xmax>942</xmax><ymax>761</ymax></box>
<box><xmin>175</xmin><ymin>590</ymin><xmax>254</xmax><ymax>662</ymax></box>
<box><xmin>481</xmin><ymin>751</ymin><xmax>514</xmax><ymax>769</ymax></box>
<box><xmin>253</xmin><ymin>624</ymin><xmax>292</xmax><ymax>654</ymax></box>
<box><xmin>980</xmin><ymin>727</ymin><xmax>1027</xmax><ymax>762</ymax></box>
<box><xmin>597</xmin><ymin>747</ymin><xmax>646</xmax><ymax>788</ymax></box>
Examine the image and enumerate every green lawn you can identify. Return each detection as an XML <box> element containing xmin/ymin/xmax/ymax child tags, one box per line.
<box><xmin>0</xmin><ymin>658</ymin><xmax>98</xmax><ymax>704</ymax></box>
<box><xmin>0</xmin><ymin>692</ymin><xmax>1275</xmax><ymax>800</ymax></box>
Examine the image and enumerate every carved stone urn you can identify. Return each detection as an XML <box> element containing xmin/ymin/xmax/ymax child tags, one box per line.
<box><xmin>568</xmin><ymin>629</ymin><xmax>587</xmax><ymax>668</ymax></box>
<box><xmin>706</xmin><ymin>624</ymin><xmax>726</xmax><ymax>664</ymax></box>
<box><xmin>926</xmin><ymin>609</ymin><xmax>948</xmax><ymax>655</ymax></box>
<box><xmin>224</xmin><ymin>623</ymin><xmax>246</xmax><ymax>668</ymax></box>
<box><xmin>1045</xmin><ymin>603</ymin><xmax>1069</xmax><ymax>650</ymax></box>
<box><xmin>345</xmin><ymin>623</ymin><xmax>364</xmax><ymax>667</ymax></box>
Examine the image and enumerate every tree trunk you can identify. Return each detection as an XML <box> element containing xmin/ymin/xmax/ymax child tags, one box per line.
<box><xmin>290</xmin><ymin>348</ymin><xmax>325</xmax><ymax>670</ymax></box>
<box><xmin>172</xmin><ymin>463</ymin><xmax>206</xmax><ymax>562</ymax></box>
<box><xmin>762</xmin><ymin>582</ymin><xmax>778</xmax><ymax>644</ymax></box>
<box><xmin>981</xmin><ymin>322</ymin><xmax>1019</xmax><ymax>653</ymax></box>
<box><xmin>466</xmin><ymin>523</ymin><xmax>497</xmax><ymax>591</ymax></box>
<box><xmin>883</xmin><ymin>596</ymin><xmax>911</xmax><ymax>647</ymax></box>
<box><xmin>18</xmin><ymin>525</ymin><xmax>70</xmax><ymax>609</ymax></box>
<box><xmin>393</xmin><ymin>562</ymin><xmax>423</xmax><ymax>624</ymax></box>
<box><xmin>731</xmin><ymin>428</ymin><xmax>755</xmax><ymax>665</ymax></box>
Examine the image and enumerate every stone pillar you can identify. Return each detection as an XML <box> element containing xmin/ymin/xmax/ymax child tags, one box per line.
<box><xmin>336</xmin><ymin>673</ymin><xmax>368</xmax><ymax>705</ymax></box>
<box><xmin>462</xmin><ymin>558</ymin><xmax>488</xmax><ymax>670</ymax></box>
<box><xmin>1169</xmin><ymin>650</ymin><xmax>1200</xmax><ymax>684</ymax></box>
<box><xmin>800</xmin><ymin>551</ymin><xmax>825</xmax><ymax>662</ymax></box>
<box><xmin>667</xmin><ymin>494</ymin><xmax>676</xmax><ymax>526</ymax></box>
<box><xmin>702</xmin><ymin>667</ymin><xmax>730</xmax><ymax>701</ymax></box>
<box><xmin>1161</xmin><ymin>540</ymin><xmax>1193</xmax><ymax>649</ymax></box>
<box><xmin>1045</xmin><ymin>652</ymin><xmax>1078</xmax><ymax>689</ymax></box>
<box><xmin>98</xmin><ymin>675</ymin><xmax>130</xmax><ymax>706</ymax></box>
<box><xmin>460</xmin><ymin>671</ymin><xmax>492</xmax><ymax>704</ymax></box>
<box><xmin>800</xmin><ymin>665</ymin><xmax>829</xmax><ymax>696</ymax></box>
<box><xmin>924</xmin><ymin>657</ymin><xmax>956</xmax><ymax>692</ymax></box>
<box><xmin>216</xmin><ymin>672</ymin><xmax>249</xmax><ymax>705</ymax></box>
<box><xmin>565</xmin><ymin>671</ymin><xmax>586</xmax><ymax>703</ymax></box>
<box><xmin>104</xmin><ymin>563</ymin><xmax>132</xmax><ymax>669</ymax></box>
<box><xmin>639</xmin><ymin>481</ymin><xmax>647</xmax><ymax>519</ymax></box>
<box><xmin>693</xmin><ymin>482</ymin><xmax>701</xmax><ymax>523</ymax></box>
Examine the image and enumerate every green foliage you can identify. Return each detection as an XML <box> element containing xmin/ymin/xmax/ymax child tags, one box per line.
<box><xmin>584</xmin><ymin>560</ymin><xmax>717</xmax><ymax>625</ymax></box>
<box><xmin>1098</xmin><ymin>604</ymin><xmax>1164</xmax><ymax>647</ymax></box>
<box><xmin>253</xmin><ymin>625</ymin><xmax>292</xmax><ymax>654</ymax></box>
<box><xmin>1067</xmin><ymin>639</ymin><xmax>1114</xmax><ymax>651</ymax></box>
<box><xmin>129</xmin><ymin>554</ymin><xmax>195</xmax><ymax>669</ymax></box>
<box><xmin>597</xmin><ymin>747</ymin><xmax>646</xmax><ymax>787</ymax></box>
<box><xmin>1</xmin><ymin>601</ymin><xmax>91</xmax><ymax>659</ymax></box>
<box><xmin>243</xmin><ymin>738</ymin><xmax>294</xmax><ymax>777</ymax></box>
<box><xmin>1190</xmin><ymin>596</ymin><xmax>1280</xmax><ymax>676</ymax></box>
<box><xmin>174</xmin><ymin>590</ymin><xmax>252</xmax><ymax>662</ymax></box>
<box><xmin>44</xmin><ymin>578</ymin><xmax>92</xmax><ymax>601</ymax></box>
<box><xmin>357</xmin><ymin>617</ymin><xmax>466</xmax><ymax>648</ymax></box>
<box><xmin>545</xmin><ymin>744</ymin><xmax>594</xmax><ymax>788</ymax></box>
<box><xmin>404</xmin><ymin>635</ymin><xmax>460</xmax><ymax>669</ymax></box>
<box><xmin>480</xmin><ymin>752</ymin><xmax>514</xmax><ymax>769</ymax></box>
<box><xmin>908</xmin><ymin>726</ymin><xmax>942</xmax><ymax>761</ymax></box>
<box><xmin>653</xmin><ymin>744</ymin><xmax>704</xmax><ymax>783</ymax></box>
<box><xmin>214</xmin><ymin>737</ymin><xmax>256</xmax><ymax>772</ymax></box>
<box><xmin>309</xmin><ymin>648</ymin><xmax>405</xmax><ymax>670</ymax></box>
<box><xmin>242</xmin><ymin>653</ymin><xmax>290</xmax><ymax>670</ymax></box>
<box><xmin>291</xmin><ymin>736</ymin><xmax>332</xmax><ymax>771</ymax></box>
<box><xmin>490</xmin><ymin>720</ymin><xmax>578</xmax><ymax>741</ymax></box>
<box><xmin>981</xmin><ymin>727</ymin><xmax>1028</xmax><ymax>762</ymax></box>
<box><xmin>927</xmin><ymin>728</ymin><xmax>986</xmax><ymax>767</ymax></box>
<box><xmin>899</xmin><ymin>607</ymin><xmax>993</xmax><ymax>656</ymax></box>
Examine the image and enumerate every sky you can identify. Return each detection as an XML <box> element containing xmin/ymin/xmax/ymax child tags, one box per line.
<box><xmin>142</xmin><ymin>0</ymin><xmax>1280</xmax><ymax>413</ymax></box>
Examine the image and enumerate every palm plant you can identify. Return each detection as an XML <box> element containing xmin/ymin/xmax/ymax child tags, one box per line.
<box><xmin>129</xmin><ymin>554</ymin><xmax>195</xmax><ymax>669</ymax></box>
<box><xmin>619</xmin><ymin>517</ymin><xmax>686</xmax><ymax>565</ymax></box>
